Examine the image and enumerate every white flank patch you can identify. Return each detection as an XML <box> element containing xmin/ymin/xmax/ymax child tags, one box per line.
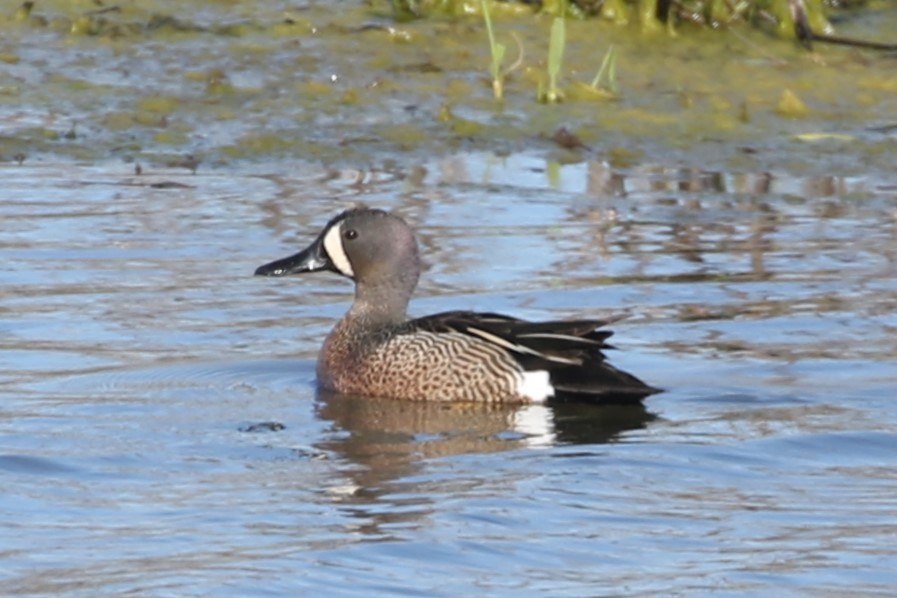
<box><xmin>516</xmin><ymin>370</ymin><xmax>554</xmax><ymax>403</ymax></box>
<box><xmin>513</xmin><ymin>404</ymin><xmax>556</xmax><ymax>448</ymax></box>
<box><xmin>322</xmin><ymin>222</ymin><xmax>354</xmax><ymax>277</ymax></box>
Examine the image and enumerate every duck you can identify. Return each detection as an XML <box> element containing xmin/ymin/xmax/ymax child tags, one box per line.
<box><xmin>255</xmin><ymin>208</ymin><xmax>659</xmax><ymax>404</ymax></box>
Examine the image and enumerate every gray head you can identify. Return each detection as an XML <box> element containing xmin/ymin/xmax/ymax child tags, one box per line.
<box><xmin>255</xmin><ymin>208</ymin><xmax>421</xmax><ymax>320</ymax></box>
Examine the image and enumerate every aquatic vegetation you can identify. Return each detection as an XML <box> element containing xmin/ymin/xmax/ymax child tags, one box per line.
<box><xmin>2</xmin><ymin>0</ymin><xmax>894</xmax><ymax>168</ymax></box>
<box><xmin>777</xmin><ymin>88</ymin><xmax>809</xmax><ymax>117</ymax></box>
<box><xmin>6</xmin><ymin>0</ymin><xmax>878</xmax><ymax>53</ymax></box>
<box><xmin>479</xmin><ymin>1</ymin><xmax>526</xmax><ymax>102</ymax></box>
<box><xmin>538</xmin><ymin>14</ymin><xmax>566</xmax><ymax>104</ymax></box>
<box><xmin>375</xmin><ymin>0</ymin><xmax>844</xmax><ymax>42</ymax></box>
<box><xmin>565</xmin><ymin>43</ymin><xmax>620</xmax><ymax>102</ymax></box>
<box><xmin>13</xmin><ymin>1</ymin><xmax>34</xmax><ymax>22</ymax></box>
<box><xmin>390</xmin><ymin>0</ymin><xmax>422</xmax><ymax>21</ymax></box>
<box><xmin>589</xmin><ymin>44</ymin><xmax>618</xmax><ymax>96</ymax></box>
<box><xmin>480</xmin><ymin>0</ymin><xmax>506</xmax><ymax>101</ymax></box>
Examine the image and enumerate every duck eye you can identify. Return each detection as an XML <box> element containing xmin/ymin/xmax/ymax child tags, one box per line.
<box><xmin>344</xmin><ymin>229</ymin><xmax>358</xmax><ymax>240</ymax></box>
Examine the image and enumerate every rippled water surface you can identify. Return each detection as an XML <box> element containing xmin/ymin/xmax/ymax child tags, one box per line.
<box><xmin>3</xmin><ymin>156</ymin><xmax>896</xmax><ymax>595</ymax></box>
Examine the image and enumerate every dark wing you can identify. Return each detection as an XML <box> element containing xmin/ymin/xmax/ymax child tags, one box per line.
<box><xmin>406</xmin><ymin>310</ymin><xmax>660</xmax><ymax>404</ymax></box>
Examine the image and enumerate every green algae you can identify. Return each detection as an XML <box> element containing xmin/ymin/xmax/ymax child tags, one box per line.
<box><xmin>0</xmin><ymin>0</ymin><xmax>892</xmax><ymax>174</ymax></box>
<box><xmin>776</xmin><ymin>88</ymin><xmax>810</xmax><ymax>118</ymax></box>
<box><xmin>135</xmin><ymin>96</ymin><xmax>181</xmax><ymax>115</ymax></box>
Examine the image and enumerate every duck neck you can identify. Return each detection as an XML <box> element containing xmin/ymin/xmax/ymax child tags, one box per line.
<box><xmin>346</xmin><ymin>280</ymin><xmax>412</xmax><ymax>329</ymax></box>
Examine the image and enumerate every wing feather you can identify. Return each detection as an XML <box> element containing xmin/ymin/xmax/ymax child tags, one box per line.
<box><xmin>402</xmin><ymin>310</ymin><xmax>660</xmax><ymax>403</ymax></box>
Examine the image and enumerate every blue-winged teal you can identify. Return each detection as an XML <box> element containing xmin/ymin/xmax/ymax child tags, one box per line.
<box><xmin>255</xmin><ymin>208</ymin><xmax>659</xmax><ymax>404</ymax></box>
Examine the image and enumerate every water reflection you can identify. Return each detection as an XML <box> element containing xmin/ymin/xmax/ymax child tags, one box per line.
<box><xmin>315</xmin><ymin>390</ymin><xmax>653</xmax><ymax>486</ymax></box>
<box><xmin>313</xmin><ymin>390</ymin><xmax>654</xmax><ymax>537</ymax></box>
<box><xmin>423</xmin><ymin>152</ymin><xmax>881</xmax><ymax>197</ymax></box>
<box><xmin>3</xmin><ymin>157</ymin><xmax>897</xmax><ymax>595</ymax></box>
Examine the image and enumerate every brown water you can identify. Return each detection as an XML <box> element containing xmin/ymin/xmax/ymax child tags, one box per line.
<box><xmin>3</xmin><ymin>2</ymin><xmax>897</xmax><ymax>595</ymax></box>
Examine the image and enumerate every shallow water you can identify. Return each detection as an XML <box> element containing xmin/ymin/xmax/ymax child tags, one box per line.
<box><xmin>4</xmin><ymin>0</ymin><xmax>897</xmax><ymax>593</ymax></box>
<box><xmin>3</xmin><ymin>156</ymin><xmax>896</xmax><ymax>595</ymax></box>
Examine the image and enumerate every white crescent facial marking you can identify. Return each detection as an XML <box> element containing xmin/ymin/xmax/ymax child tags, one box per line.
<box><xmin>322</xmin><ymin>221</ymin><xmax>354</xmax><ymax>277</ymax></box>
<box><xmin>516</xmin><ymin>370</ymin><xmax>554</xmax><ymax>403</ymax></box>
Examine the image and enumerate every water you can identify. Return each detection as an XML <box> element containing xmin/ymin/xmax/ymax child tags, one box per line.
<box><xmin>2</xmin><ymin>156</ymin><xmax>896</xmax><ymax>595</ymax></box>
<box><xmin>5</xmin><ymin>3</ymin><xmax>897</xmax><ymax>593</ymax></box>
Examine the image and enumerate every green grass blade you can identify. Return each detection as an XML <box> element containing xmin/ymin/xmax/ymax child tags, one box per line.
<box><xmin>481</xmin><ymin>0</ymin><xmax>505</xmax><ymax>100</ymax></box>
<box><xmin>590</xmin><ymin>44</ymin><xmax>616</xmax><ymax>90</ymax></box>
<box><xmin>548</xmin><ymin>16</ymin><xmax>565</xmax><ymax>87</ymax></box>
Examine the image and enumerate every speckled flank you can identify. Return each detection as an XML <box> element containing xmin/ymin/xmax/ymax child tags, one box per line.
<box><xmin>319</xmin><ymin>321</ymin><xmax>528</xmax><ymax>403</ymax></box>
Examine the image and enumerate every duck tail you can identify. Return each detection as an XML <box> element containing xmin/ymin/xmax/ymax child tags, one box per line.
<box><xmin>548</xmin><ymin>360</ymin><xmax>661</xmax><ymax>405</ymax></box>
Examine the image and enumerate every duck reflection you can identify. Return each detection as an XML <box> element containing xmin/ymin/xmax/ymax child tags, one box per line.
<box><xmin>314</xmin><ymin>389</ymin><xmax>654</xmax><ymax>535</ymax></box>
<box><xmin>318</xmin><ymin>390</ymin><xmax>655</xmax><ymax>459</ymax></box>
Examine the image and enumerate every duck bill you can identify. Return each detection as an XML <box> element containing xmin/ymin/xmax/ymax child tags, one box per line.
<box><xmin>254</xmin><ymin>235</ymin><xmax>333</xmax><ymax>277</ymax></box>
